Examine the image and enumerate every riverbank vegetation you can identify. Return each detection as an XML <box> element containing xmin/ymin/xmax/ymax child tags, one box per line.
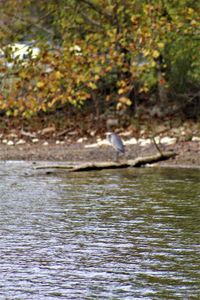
<box><xmin>0</xmin><ymin>0</ymin><xmax>199</xmax><ymax>135</ymax></box>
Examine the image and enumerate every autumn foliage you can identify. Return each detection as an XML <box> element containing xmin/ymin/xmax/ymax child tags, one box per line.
<box><xmin>0</xmin><ymin>0</ymin><xmax>199</xmax><ymax>119</ymax></box>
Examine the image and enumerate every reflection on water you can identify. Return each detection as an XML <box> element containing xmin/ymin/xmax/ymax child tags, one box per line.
<box><xmin>0</xmin><ymin>161</ymin><xmax>199</xmax><ymax>299</ymax></box>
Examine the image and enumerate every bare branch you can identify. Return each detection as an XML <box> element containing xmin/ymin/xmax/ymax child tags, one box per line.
<box><xmin>151</xmin><ymin>136</ymin><xmax>164</xmax><ymax>156</ymax></box>
<box><xmin>79</xmin><ymin>0</ymin><xmax>112</xmax><ymax>20</ymax></box>
<box><xmin>3</xmin><ymin>9</ymin><xmax>56</xmax><ymax>37</ymax></box>
<box><xmin>80</xmin><ymin>12</ymin><xmax>103</xmax><ymax>29</ymax></box>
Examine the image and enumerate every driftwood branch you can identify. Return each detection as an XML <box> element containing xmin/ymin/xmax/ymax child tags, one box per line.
<box><xmin>151</xmin><ymin>136</ymin><xmax>163</xmax><ymax>156</ymax></box>
<box><xmin>69</xmin><ymin>151</ymin><xmax>176</xmax><ymax>172</ymax></box>
<box><xmin>35</xmin><ymin>151</ymin><xmax>176</xmax><ymax>172</ymax></box>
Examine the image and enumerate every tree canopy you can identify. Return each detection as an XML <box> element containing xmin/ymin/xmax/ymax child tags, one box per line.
<box><xmin>0</xmin><ymin>0</ymin><xmax>199</xmax><ymax>119</ymax></box>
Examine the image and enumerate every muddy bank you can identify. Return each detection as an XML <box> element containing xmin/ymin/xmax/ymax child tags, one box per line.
<box><xmin>0</xmin><ymin>136</ymin><xmax>200</xmax><ymax>168</ymax></box>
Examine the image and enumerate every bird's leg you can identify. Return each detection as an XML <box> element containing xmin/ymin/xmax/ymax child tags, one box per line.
<box><xmin>115</xmin><ymin>151</ymin><xmax>119</xmax><ymax>162</ymax></box>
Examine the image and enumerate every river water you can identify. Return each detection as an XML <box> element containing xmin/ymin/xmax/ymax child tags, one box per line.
<box><xmin>0</xmin><ymin>161</ymin><xmax>199</xmax><ymax>299</ymax></box>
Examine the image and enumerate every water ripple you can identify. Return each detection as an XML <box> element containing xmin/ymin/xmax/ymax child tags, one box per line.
<box><xmin>0</xmin><ymin>163</ymin><xmax>199</xmax><ymax>299</ymax></box>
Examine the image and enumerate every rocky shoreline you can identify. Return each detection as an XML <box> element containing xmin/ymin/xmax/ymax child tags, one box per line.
<box><xmin>0</xmin><ymin>132</ymin><xmax>200</xmax><ymax>168</ymax></box>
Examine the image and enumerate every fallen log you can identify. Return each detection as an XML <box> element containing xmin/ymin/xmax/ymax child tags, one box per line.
<box><xmin>69</xmin><ymin>151</ymin><xmax>176</xmax><ymax>172</ymax></box>
<box><xmin>34</xmin><ymin>151</ymin><xmax>176</xmax><ymax>173</ymax></box>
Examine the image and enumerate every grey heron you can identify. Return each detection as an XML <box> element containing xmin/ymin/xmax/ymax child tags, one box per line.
<box><xmin>106</xmin><ymin>132</ymin><xmax>125</xmax><ymax>161</ymax></box>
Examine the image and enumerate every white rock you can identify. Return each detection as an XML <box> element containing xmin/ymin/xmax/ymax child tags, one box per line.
<box><xmin>68</xmin><ymin>131</ymin><xmax>78</xmax><ymax>136</ymax></box>
<box><xmin>192</xmin><ymin>136</ymin><xmax>200</xmax><ymax>142</ymax></box>
<box><xmin>55</xmin><ymin>140</ymin><xmax>65</xmax><ymax>145</ymax></box>
<box><xmin>160</xmin><ymin>136</ymin><xmax>177</xmax><ymax>145</ymax></box>
<box><xmin>138</xmin><ymin>138</ymin><xmax>151</xmax><ymax>146</ymax></box>
<box><xmin>8</xmin><ymin>133</ymin><xmax>18</xmax><ymax>138</ymax></box>
<box><xmin>43</xmin><ymin>141</ymin><xmax>49</xmax><ymax>146</ymax></box>
<box><xmin>140</xmin><ymin>130</ymin><xmax>145</xmax><ymax>135</ymax></box>
<box><xmin>32</xmin><ymin>138</ymin><xmax>39</xmax><ymax>143</ymax></box>
<box><xmin>90</xmin><ymin>131</ymin><xmax>96</xmax><ymax>137</ymax></box>
<box><xmin>7</xmin><ymin>140</ymin><xmax>14</xmax><ymax>146</ymax></box>
<box><xmin>181</xmin><ymin>130</ymin><xmax>186</xmax><ymax>136</ymax></box>
<box><xmin>16</xmin><ymin>139</ymin><xmax>26</xmax><ymax>145</ymax></box>
<box><xmin>154</xmin><ymin>136</ymin><xmax>160</xmax><ymax>144</ymax></box>
<box><xmin>125</xmin><ymin>137</ymin><xmax>138</xmax><ymax>145</ymax></box>
<box><xmin>96</xmin><ymin>137</ymin><xmax>102</xmax><ymax>143</ymax></box>
<box><xmin>77</xmin><ymin>138</ymin><xmax>83</xmax><ymax>143</ymax></box>
<box><xmin>2</xmin><ymin>139</ymin><xmax>7</xmax><ymax>144</ymax></box>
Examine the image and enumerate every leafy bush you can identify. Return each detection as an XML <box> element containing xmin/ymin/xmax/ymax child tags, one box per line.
<box><xmin>0</xmin><ymin>0</ymin><xmax>199</xmax><ymax>118</ymax></box>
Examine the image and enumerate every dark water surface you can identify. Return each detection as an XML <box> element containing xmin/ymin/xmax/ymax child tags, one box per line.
<box><xmin>0</xmin><ymin>161</ymin><xmax>199</xmax><ymax>299</ymax></box>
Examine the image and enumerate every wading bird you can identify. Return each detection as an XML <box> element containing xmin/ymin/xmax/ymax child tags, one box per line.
<box><xmin>106</xmin><ymin>132</ymin><xmax>125</xmax><ymax>161</ymax></box>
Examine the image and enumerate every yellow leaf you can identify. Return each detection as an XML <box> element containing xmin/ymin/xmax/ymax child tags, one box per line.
<box><xmin>142</xmin><ymin>49</ymin><xmax>150</xmax><ymax>57</ymax></box>
<box><xmin>13</xmin><ymin>109</ymin><xmax>19</xmax><ymax>117</ymax></box>
<box><xmin>190</xmin><ymin>20</ymin><xmax>197</xmax><ymax>26</ymax></box>
<box><xmin>94</xmin><ymin>75</ymin><xmax>100</xmax><ymax>81</ymax></box>
<box><xmin>93</xmin><ymin>66</ymin><xmax>101</xmax><ymax>74</ymax></box>
<box><xmin>55</xmin><ymin>71</ymin><xmax>62</xmax><ymax>80</ymax></box>
<box><xmin>50</xmin><ymin>86</ymin><xmax>57</xmax><ymax>93</ymax></box>
<box><xmin>139</xmin><ymin>86</ymin><xmax>149</xmax><ymax>93</ymax></box>
<box><xmin>6</xmin><ymin>110</ymin><xmax>12</xmax><ymax>117</ymax></box>
<box><xmin>116</xmin><ymin>102</ymin><xmax>123</xmax><ymax>110</ymax></box>
<box><xmin>152</xmin><ymin>50</ymin><xmax>160</xmax><ymax>58</ymax></box>
<box><xmin>150</xmin><ymin>61</ymin><xmax>156</xmax><ymax>67</ymax></box>
<box><xmin>88</xmin><ymin>82</ymin><xmax>97</xmax><ymax>90</ymax></box>
<box><xmin>37</xmin><ymin>81</ymin><xmax>45</xmax><ymax>88</ymax></box>
<box><xmin>119</xmin><ymin>97</ymin><xmax>132</xmax><ymax>106</ymax></box>
<box><xmin>118</xmin><ymin>88</ymin><xmax>125</xmax><ymax>95</ymax></box>
<box><xmin>157</xmin><ymin>42</ymin><xmax>164</xmax><ymax>49</ymax></box>
<box><xmin>188</xmin><ymin>8</ymin><xmax>194</xmax><ymax>15</ymax></box>
<box><xmin>19</xmin><ymin>71</ymin><xmax>28</xmax><ymax>79</ymax></box>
